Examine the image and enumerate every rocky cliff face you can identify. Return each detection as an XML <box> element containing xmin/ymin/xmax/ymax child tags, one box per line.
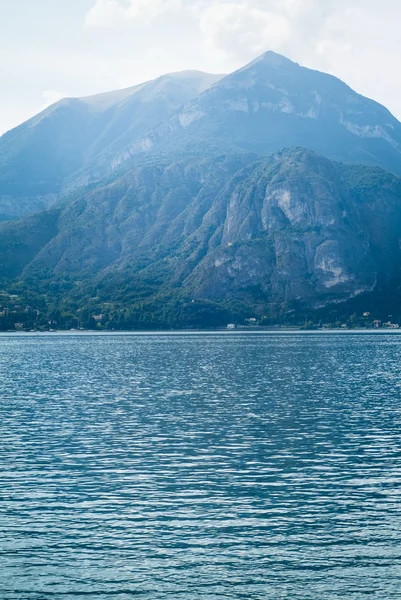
<box><xmin>186</xmin><ymin>151</ymin><xmax>380</xmax><ymax>310</ymax></box>
<box><xmin>2</xmin><ymin>148</ymin><xmax>401</xmax><ymax>318</ymax></box>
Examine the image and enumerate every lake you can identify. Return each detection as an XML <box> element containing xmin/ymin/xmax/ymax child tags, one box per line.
<box><xmin>1</xmin><ymin>332</ymin><xmax>401</xmax><ymax>599</ymax></box>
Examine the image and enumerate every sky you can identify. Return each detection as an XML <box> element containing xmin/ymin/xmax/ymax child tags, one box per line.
<box><xmin>1</xmin><ymin>0</ymin><xmax>401</xmax><ymax>134</ymax></box>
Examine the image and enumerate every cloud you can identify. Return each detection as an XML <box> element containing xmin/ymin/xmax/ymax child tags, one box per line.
<box><xmin>84</xmin><ymin>0</ymin><xmax>351</xmax><ymax>67</ymax></box>
<box><xmin>196</xmin><ymin>0</ymin><xmax>350</xmax><ymax>65</ymax></box>
<box><xmin>85</xmin><ymin>0</ymin><xmax>181</xmax><ymax>28</ymax></box>
<box><xmin>199</xmin><ymin>3</ymin><xmax>291</xmax><ymax>59</ymax></box>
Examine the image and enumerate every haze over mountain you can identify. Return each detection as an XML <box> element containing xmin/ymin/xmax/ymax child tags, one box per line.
<box><xmin>128</xmin><ymin>52</ymin><xmax>401</xmax><ymax>175</ymax></box>
<box><xmin>0</xmin><ymin>70</ymin><xmax>223</xmax><ymax>220</ymax></box>
<box><xmin>2</xmin><ymin>52</ymin><xmax>401</xmax><ymax>221</ymax></box>
<box><xmin>1</xmin><ymin>51</ymin><xmax>401</xmax><ymax>329</ymax></box>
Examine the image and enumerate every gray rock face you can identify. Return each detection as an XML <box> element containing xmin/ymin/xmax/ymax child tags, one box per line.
<box><xmin>2</xmin><ymin>149</ymin><xmax>401</xmax><ymax>315</ymax></box>
<box><xmin>182</xmin><ymin>150</ymin><xmax>382</xmax><ymax>310</ymax></box>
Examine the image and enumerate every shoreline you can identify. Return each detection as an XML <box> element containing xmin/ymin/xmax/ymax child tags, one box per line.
<box><xmin>1</xmin><ymin>328</ymin><xmax>401</xmax><ymax>336</ymax></box>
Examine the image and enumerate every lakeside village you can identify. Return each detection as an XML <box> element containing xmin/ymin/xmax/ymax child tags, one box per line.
<box><xmin>227</xmin><ymin>314</ymin><xmax>400</xmax><ymax>331</ymax></box>
<box><xmin>0</xmin><ymin>292</ymin><xmax>400</xmax><ymax>332</ymax></box>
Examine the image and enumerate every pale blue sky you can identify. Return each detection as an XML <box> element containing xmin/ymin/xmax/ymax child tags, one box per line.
<box><xmin>1</xmin><ymin>0</ymin><xmax>401</xmax><ymax>134</ymax></box>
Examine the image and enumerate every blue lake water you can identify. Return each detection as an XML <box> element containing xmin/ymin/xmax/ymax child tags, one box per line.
<box><xmin>1</xmin><ymin>331</ymin><xmax>401</xmax><ymax>599</ymax></box>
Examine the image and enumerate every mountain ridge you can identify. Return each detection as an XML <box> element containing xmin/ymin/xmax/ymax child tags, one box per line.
<box><xmin>0</xmin><ymin>70</ymin><xmax>223</xmax><ymax>220</ymax></box>
<box><xmin>2</xmin><ymin>52</ymin><xmax>401</xmax><ymax>221</ymax></box>
<box><xmin>125</xmin><ymin>51</ymin><xmax>401</xmax><ymax>172</ymax></box>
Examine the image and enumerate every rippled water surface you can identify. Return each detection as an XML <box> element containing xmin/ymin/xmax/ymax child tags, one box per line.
<box><xmin>1</xmin><ymin>332</ymin><xmax>401</xmax><ymax>599</ymax></box>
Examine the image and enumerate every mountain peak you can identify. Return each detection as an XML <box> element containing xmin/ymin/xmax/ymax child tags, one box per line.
<box><xmin>240</xmin><ymin>50</ymin><xmax>297</xmax><ymax>72</ymax></box>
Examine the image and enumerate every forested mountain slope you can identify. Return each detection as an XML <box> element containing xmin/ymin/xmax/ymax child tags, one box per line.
<box><xmin>1</xmin><ymin>148</ymin><xmax>401</xmax><ymax>327</ymax></box>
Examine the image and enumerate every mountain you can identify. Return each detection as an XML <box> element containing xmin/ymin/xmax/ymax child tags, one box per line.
<box><xmin>127</xmin><ymin>52</ymin><xmax>401</xmax><ymax>174</ymax></box>
<box><xmin>1</xmin><ymin>148</ymin><xmax>401</xmax><ymax>328</ymax></box>
<box><xmin>2</xmin><ymin>52</ymin><xmax>401</xmax><ymax>223</ymax></box>
<box><xmin>0</xmin><ymin>70</ymin><xmax>223</xmax><ymax>221</ymax></box>
<box><xmin>2</xmin><ymin>51</ymin><xmax>401</xmax><ymax>329</ymax></box>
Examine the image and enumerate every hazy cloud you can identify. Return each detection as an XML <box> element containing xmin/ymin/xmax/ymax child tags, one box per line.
<box><xmin>85</xmin><ymin>0</ymin><xmax>182</xmax><ymax>27</ymax></box>
<box><xmin>197</xmin><ymin>0</ymin><xmax>349</xmax><ymax>64</ymax></box>
<box><xmin>199</xmin><ymin>3</ymin><xmax>291</xmax><ymax>59</ymax></box>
